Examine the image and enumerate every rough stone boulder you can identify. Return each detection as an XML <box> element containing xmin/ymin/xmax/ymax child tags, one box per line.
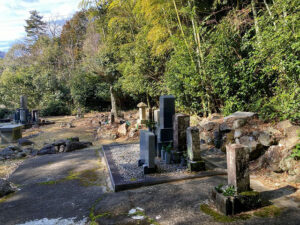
<box><xmin>224</xmin><ymin>111</ymin><xmax>257</xmax><ymax>123</ymax></box>
<box><xmin>200</xmin><ymin>121</ymin><xmax>219</xmax><ymax>132</ymax></box>
<box><xmin>118</xmin><ymin>123</ymin><xmax>128</xmax><ymax>136</ymax></box>
<box><xmin>0</xmin><ymin>178</ymin><xmax>17</xmax><ymax>198</ymax></box>
<box><xmin>250</xmin><ymin>145</ymin><xmax>283</xmax><ymax>172</ymax></box>
<box><xmin>38</xmin><ymin>144</ymin><xmax>56</xmax><ymax>155</ymax></box>
<box><xmin>0</xmin><ymin>147</ymin><xmax>15</xmax><ymax>159</ymax></box>
<box><xmin>18</xmin><ymin>138</ymin><xmax>34</xmax><ymax>146</ymax></box>
<box><xmin>238</xmin><ymin>136</ymin><xmax>267</xmax><ymax>160</ymax></box>
<box><xmin>65</xmin><ymin>141</ymin><xmax>92</xmax><ymax>152</ymax></box>
<box><xmin>258</xmin><ymin>131</ymin><xmax>276</xmax><ymax>147</ymax></box>
<box><xmin>38</xmin><ymin>138</ymin><xmax>92</xmax><ymax>155</ymax></box>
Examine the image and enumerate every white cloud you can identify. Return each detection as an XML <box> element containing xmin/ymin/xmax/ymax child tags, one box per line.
<box><xmin>0</xmin><ymin>0</ymin><xmax>82</xmax><ymax>51</ymax></box>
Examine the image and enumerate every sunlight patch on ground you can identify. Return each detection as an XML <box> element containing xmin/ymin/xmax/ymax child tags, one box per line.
<box><xmin>16</xmin><ymin>217</ymin><xmax>87</xmax><ymax>225</ymax></box>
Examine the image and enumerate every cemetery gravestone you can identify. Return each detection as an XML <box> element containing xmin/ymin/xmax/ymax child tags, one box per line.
<box><xmin>157</xmin><ymin>96</ymin><xmax>175</xmax><ymax>154</ymax></box>
<box><xmin>173</xmin><ymin>114</ymin><xmax>190</xmax><ymax>152</ymax></box>
<box><xmin>210</xmin><ymin>143</ymin><xmax>261</xmax><ymax>215</ymax></box>
<box><xmin>226</xmin><ymin>144</ymin><xmax>250</xmax><ymax>193</ymax></box>
<box><xmin>138</xmin><ymin>130</ymin><xmax>156</xmax><ymax>174</ymax></box>
<box><xmin>186</xmin><ymin>127</ymin><xmax>205</xmax><ymax>171</ymax></box>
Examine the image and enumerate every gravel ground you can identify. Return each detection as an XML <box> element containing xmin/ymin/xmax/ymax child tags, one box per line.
<box><xmin>109</xmin><ymin>143</ymin><xmax>188</xmax><ymax>182</ymax></box>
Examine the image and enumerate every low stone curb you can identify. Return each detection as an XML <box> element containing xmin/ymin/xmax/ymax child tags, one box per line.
<box><xmin>102</xmin><ymin>143</ymin><xmax>227</xmax><ymax>192</ymax></box>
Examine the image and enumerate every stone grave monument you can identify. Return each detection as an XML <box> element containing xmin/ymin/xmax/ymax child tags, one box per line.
<box><xmin>0</xmin><ymin>124</ymin><xmax>23</xmax><ymax>144</ymax></box>
<box><xmin>157</xmin><ymin>95</ymin><xmax>175</xmax><ymax>156</ymax></box>
<box><xmin>211</xmin><ymin>144</ymin><xmax>261</xmax><ymax>215</ymax></box>
<box><xmin>186</xmin><ymin>127</ymin><xmax>205</xmax><ymax>171</ymax></box>
<box><xmin>14</xmin><ymin>95</ymin><xmax>31</xmax><ymax>124</ymax></box>
<box><xmin>137</xmin><ymin>102</ymin><xmax>147</xmax><ymax>125</ymax></box>
<box><xmin>173</xmin><ymin>113</ymin><xmax>190</xmax><ymax>152</ymax></box>
<box><xmin>138</xmin><ymin>130</ymin><xmax>156</xmax><ymax>174</ymax></box>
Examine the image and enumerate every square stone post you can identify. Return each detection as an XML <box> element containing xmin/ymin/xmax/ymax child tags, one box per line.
<box><xmin>186</xmin><ymin>127</ymin><xmax>205</xmax><ymax>171</ymax></box>
<box><xmin>173</xmin><ymin>114</ymin><xmax>190</xmax><ymax>152</ymax></box>
<box><xmin>139</xmin><ymin>130</ymin><xmax>156</xmax><ymax>174</ymax></box>
<box><xmin>226</xmin><ymin>144</ymin><xmax>250</xmax><ymax>193</ymax></box>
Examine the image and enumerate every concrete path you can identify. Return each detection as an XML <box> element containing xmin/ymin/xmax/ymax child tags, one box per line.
<box><xmin>0</xmin><ymin>147</ymin><xmax>299</xmax><ymax>225</ymax></box>
<box><xmin>0</xmin><ymin>147</ymin><xmax>109</xmax><ymax>225</ymax></box>
<box><xmin>93</xmin><ymin>176</ymin><xmax>300</xmax><ymax>225</ymax></box>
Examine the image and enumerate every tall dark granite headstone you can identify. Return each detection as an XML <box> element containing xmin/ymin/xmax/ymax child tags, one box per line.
<box><xmin>157</xmin><ymin>96</ymin><xmax>175</xmax><ymax>155</ymax></box>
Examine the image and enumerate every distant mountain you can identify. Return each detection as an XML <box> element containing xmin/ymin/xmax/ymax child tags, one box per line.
<box><xmin>0</xmin><ymin>51</ymin><xmax>5</xmax><ymax>59</ymax></box>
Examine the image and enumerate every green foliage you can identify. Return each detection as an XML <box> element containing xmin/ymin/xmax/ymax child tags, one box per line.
<box><xmin>1</xmin><ymin>0</ymin><xmax>299</xmax><ymax>122</ymax></box>
<box><xmin>223</xmin><ymin>186</ymin><xmax>236</xmax><ymax>197</ymax></box>
<box><xmin>24</xmin><ymin>10</ymin><xmax>46</xmax><ymax>42</ymax></box>
<box><xmin>71</xmin><ymin>70</ymin><xmax>110</xmax><ymax>111</ymax></box>
<box><xmin>40</xmin><ymin>99</ymin><xmax>70</xmax><ymax>116</ymax></box>
<box><xmin>290</xmin><ymin>141</ymin><xmax>300</xmax><ymax>161</ymax></box>
<box><xmin>0</xmin><ymin>108</ymin><xmax>12</xmax><ymax>119</ymax></box>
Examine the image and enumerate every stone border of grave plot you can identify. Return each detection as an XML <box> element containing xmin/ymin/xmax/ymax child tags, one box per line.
<box><xmin>102</xmin><ymin>143</ymin><xmax>227</xmax><ymax>192</ymax></box>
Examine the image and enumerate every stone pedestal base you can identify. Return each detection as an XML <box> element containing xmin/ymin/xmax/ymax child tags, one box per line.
<box><xmin>143</xmin><ymin>165</ymin><xmax>157</xmax><ymax>174</ymax></box>
<box><xmin>188</xmin><ymin>160</ymin><xmax>205</xmax><ymax>172</ymax></box>
<box><xmin>0</xmin><ymin>125</ymin><xmax>23</xmax><ymax>144</ymax></box>
<box><xmin>210</xmin><ymin>188</ymin><xmax>262</xmax><ymax>215</ymax></box>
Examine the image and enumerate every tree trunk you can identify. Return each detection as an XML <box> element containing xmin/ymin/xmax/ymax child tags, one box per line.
<box><xmin>110</xmin><ymin>85</ymin><xmax>118</xmax><ymax>117</ymax></box>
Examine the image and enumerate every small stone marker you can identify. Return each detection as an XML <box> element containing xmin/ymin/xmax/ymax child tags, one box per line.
<box><xmin>137</xmin><ymin>102</ymin><xmax>147</xmax><ymax>124</ymax></box>
<box><xmin>32</xmin><ymin>110</ymin><xmax>39</xmax><ymax>123</ymax></box>
<box><xmin>139</xmin><ymin>130</ymin><xmax>156</xmax><ymax>174</ymax></box>
<box><xmin>153</xmin><ymin>109</ymin><xmax>160</xmax><ymax>127</ymax></box>
<box><xmin>186</xmin><ymin>127</ymin><xmax>205</xmax><ymax>171</ymax></box>
<box><xmin>226</xmin><ymin>144</ymin><xmax>250</xmax><ymax>193</ymax></box>
<box><xmin>0</xmin><ymin>124</ymin><xmax>23</xmax><ymax>144</ymax></box>
<box><xmin>173</xmin><ymin>114</ymin><xmax>190</xmax><ymax>152</ymax></box>
<box><xmin>110</xmin><ymin>112</ymin><xmax>115</xmax><ymax>124</ymax></box>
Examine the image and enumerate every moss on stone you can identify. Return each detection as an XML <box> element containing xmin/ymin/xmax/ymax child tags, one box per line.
<box><xmin>38</xmin><ymin>180</ymin><xmax>57</xmax><ymax>185</ymax></box>
<box><xmin>200</xmin><ymin>204</ymin><xmax>251</xmax><ymax>222</ymax></box>
<box><xmin>0</xmin><ymin>193</ymin><xmax>15</xmax><ymax>204</ymax></box>
<box><xmin>37</xmin><ymin>168</ymin><xmax>103</xmax><ymax>187</ymax></box>
<box><xmin>253</xmin><ymin>205</ymin><xmax>281</xmax><ymax>218</ymax></box>
<box><xmin>240</xmin><ymin>191</ymin><xmax>259</xmax><ymax>196</ymax></box>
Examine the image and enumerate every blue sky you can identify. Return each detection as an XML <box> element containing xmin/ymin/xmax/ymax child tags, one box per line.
<box><xmin>0</xmin><ymin>0</ymin><xmax>82</xmax><ymax>52</ymax></box>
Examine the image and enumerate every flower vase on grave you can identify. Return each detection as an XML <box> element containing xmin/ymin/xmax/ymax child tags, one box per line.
<box><xmin>161</xmin><ymin>147</ymin><xmax>166</xmax><ymax>161</ymax></box>
<box><xmin>165</xmin><ymin>151</ymin><xmax>171</xmax><ymax>164</ymax></box>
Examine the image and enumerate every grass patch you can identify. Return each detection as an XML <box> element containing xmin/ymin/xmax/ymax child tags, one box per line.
<box><xmin>253</xmin><ymin>205</ymin><xmax>281</xmax><ymax>218</ymax></box>
<box><xmin>89</xmin><ymin>197</ymin><xmax>112</xmax><ymax>225</ymax></box>
<box><xmin>200</xmin><ymin>204</ymin><xmax>251</xmax><ymax>222</ymax></box>
<box><xmin>38</xmin><ymin>180</ymin><xmax>58</xmax><ymax>185</ymax></box>
<box><xmin>37</xmin><ymin>168</ymin><xmax>103</xmax><ymax>187</ymax></box>
<box><xmin>240</xmin><ymin>191</ymin><xmax>259</xmax><ymax>196</ymax></box>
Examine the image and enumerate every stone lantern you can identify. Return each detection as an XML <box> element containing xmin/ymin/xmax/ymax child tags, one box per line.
<box><xmin>137</xmin><ymin>102</ymin><xmax>147</xmax><ymax>124</ymax></box>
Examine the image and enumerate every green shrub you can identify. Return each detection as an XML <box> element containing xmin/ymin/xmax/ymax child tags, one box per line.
<box><xmin>40</xmin><ymin>100</ymin><xmax>71</xmax><ymax>116</ymax></box>
<box><xmin>0</xmin><ymin>108</ymin><xmax>12</xmax><ymax>119</ymax></box>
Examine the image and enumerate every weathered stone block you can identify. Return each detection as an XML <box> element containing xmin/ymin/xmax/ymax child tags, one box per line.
<box><xmin>139</xmin><ymin>130</ymin><xmax>156</xmax><ymax>172</ymax></box>
<box><xmin>0</xmin><ymin>124</ymin><xmax>23</xmax><ymax>144</ymax></box>
<box><xmin>186</xmin><ymin>127</ymin><xmax>201</xmax><ymax>161</ymax></box>
<box><xmin>226</xmin><ymin>144</ymin><xmax>250</xmax><ymax>193</ymax></box>
<box><xmin>173</xmin><ymin>114</ymin><xmax>190</xmax><ymax>152</ymax></box>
